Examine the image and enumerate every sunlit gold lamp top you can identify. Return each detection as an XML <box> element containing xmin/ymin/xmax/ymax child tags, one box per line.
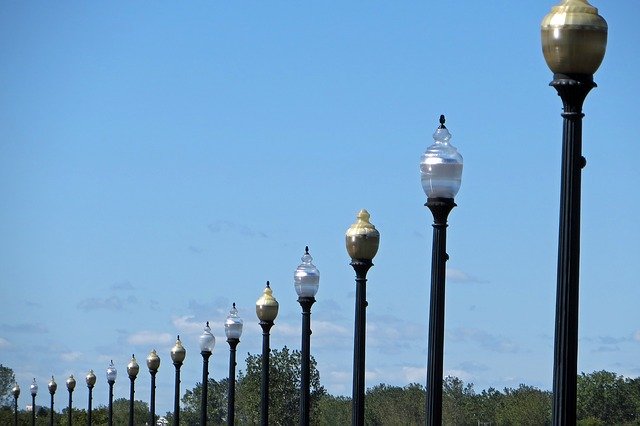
<box><xmin>171</xmin><ymin>335</ymin><xmax>186</xmax><ymax>365</ymax></box>
<box><xmin>541</xmin><ymin>0</ymin><xmax>607</xmax><ymax>75</ymax></box>
<box><xmin>345</xmin><ymin>209</ymin><xmax>380</xmax><ymax>261</ymax></box>
<box><xmin>256</xmin><ymin>281</ymin><xmax>279</xmax><ymax>322</ymax></box>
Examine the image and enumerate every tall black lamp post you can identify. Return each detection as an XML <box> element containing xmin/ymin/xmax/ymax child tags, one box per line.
<box><xmin>66</xmin><ymin>375</ymin><xmax>76</xmax><ymax>426</ymax></box>
<box><xmin>146</xmin><ymin>349</ymin><xmax>161</xmax><ymax>426</ymax></box>
<box><xmin>127</xmin><ymin>355</ymin><xmax>139</xmax><ymax>426</ymax></box>
<box><xmin>171</xmin><ymin>336</ymin><xmax>186</xmax><ymax>426</ymax></box>
<box><xmin>256</xmin><ymin>282</ymin><xmax>279</xmax><ymax>426</ymax></box>
<box><xmin>225</xmin><ymin>304</ymin><xmax>243</xmax><ymax>426</ymax></box>
<box><xmin>420</xmin><ymin>115</ymin><xmax>463</xmax><ymax>424</ymax></box>
<box><xmin>199</xmin><ymin>322</ymin><xmax>216</xmax><ymax>426</ymax></box>
<box><xmin>541</xmin><ymin>1</ymin><xmax>607</xmax><ymax>424</ymax></box>
<box><xmin>294</xmin><ymin>246</ymin><xmax>320</xmax><ymax>426</ymax></box>
<box><xmin>86</xmin><ymin>370</ymin><xmax>96</xmax><ymax>426</ymax></box>
<box><xmin>106</xmin><ymin>360</ymin><xmax>117</xmax><ymax>426</ymax></box>
<box><xmin>47</xmin><ymin>377</ymin><xmax>57</xmax><ymax>426</ymax></box>
<box><xmin>29</xmin><ymin>378</ymin><xmax>37</xmax><ymax>426</ymax></box>
<box><xmin>345</xmin><ymin>209</ymin><xmax>380</xmax><ymax>426</ymax></box>
<box><xmin>12</xmin><ymin>382</ymin><xmax>20</xmax><ymax>426</ymax></box>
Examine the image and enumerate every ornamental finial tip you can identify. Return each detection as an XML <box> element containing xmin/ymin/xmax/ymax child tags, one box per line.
<box><xmin>439</xmin><ymin>114</ymin><xmax>446</xmax><ymax>128</ymax></box>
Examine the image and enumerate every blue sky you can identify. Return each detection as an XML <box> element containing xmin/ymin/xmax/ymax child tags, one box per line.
<box><xmin>1</xmin><ymin>1</ymin><xmax>639</xmax><ymax>416</ymax></box>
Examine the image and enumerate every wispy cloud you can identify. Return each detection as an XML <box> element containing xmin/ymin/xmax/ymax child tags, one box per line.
<box><xmin>110</xmin><ymin>281</ymin><xmax>134</xmax><ymax>291</ymax></box>
<box><xmin>173</xmin><ymin>315</ymin><xmax>206</xmax><ymax>335</ymax></box>
<box><xmin>446</xmin><ymin>268</ymin><xmax>488</xmax><ymax>284</ymax></box>
<box><xmin>0</xmin><ymin>337</ymin><xmax>10</xmax><ymax>349</ymax></box>
<box><xmin>127</xmin><ymin>331</ymin><xmax>173</xmax><ymax>346</ymax></box>
<box><xmin>61</xmin><ymin>351</ymin><xmax>83</xmax><ymax>362</ymax></box>
<box><xmin>0</xmin><ymin>323</ymin><xmax>49</xmax><ymax>333</ymax></box>
<box><xmin>77</xmin><ymin>295</ymin><xmax>138</xmax><ymax>312</ymax></box>
<box><xmin>634</xmin><ymin>330</ymin><xmax>640</xmax><ymax>342</ymax></box>
<box><xmin>448</xmin><ymin>327</ymin><xmax>519</xmax><ymax>353</ymax></box>
<box><xmin>188</xmin><ymin>245</ymin><xmax>205</xmax><ymax>254</ymax></box>
<box><xmin>208</xmin><ymin>220</ymin><xmax>268</xmax><ymax>239</ymax></box>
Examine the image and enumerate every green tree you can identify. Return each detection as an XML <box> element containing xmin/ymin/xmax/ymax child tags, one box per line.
<box><xmin>442</xmin><ymin>375</ymin><xmax>476</xmax><ymax>425</ymax></box>
<box><xmin>495</xmin><ymin>384</ymin><xmax>551</xmax><ymax>425</ymax></box>
<box><xmin>576</xmin><ymin>370</ymin><xmax>638</xmax><ymax>424</ymax></box>
<box><xmin>365</xmin><ymin>383</ymin><xmax>426</xmax><ymax>425</ymax></box>
<box><xmin>0</xmin><ymin>364</ymin><xmax>16</xmax><ymax>407</ymax></box>
<box><xmin>175</xmin><ymin>377</ymin><xmax>229</xmax><ymax>425</ymax></box>
<box><xmin>315</xmin><ymin>394</ymin><xmax>351</xmax><ymax>426</ymax></box>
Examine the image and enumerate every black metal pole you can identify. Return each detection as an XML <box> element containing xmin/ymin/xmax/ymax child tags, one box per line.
<box><xmin>259</xmin><ymin>320</ymin><xmax>274</xmax><ymax>426</ymax></box>
<box><xmin>227</xmin><ymin>338</ymin><xmax>239</xmax><ymax>426</ymax></box>
<box><xmin>200</xmin><ymin>351</ymin><xmax>211</xmax><ymax>426</ymax></box>
<box><xmin>14</xmin><ymin>394</ymin><xmax>18</xmax><ymax>426</ymax></box>
<box><xmin>351</xmin><ymin>260</ymin><xmax>372</xmax><ymax>426</ymax></box>
<box><xmin>173</xmin><ymin>360</ymin><xmax>182</xmax><ymax>426</ymax></box>
<box><xmin>298</xmin><ymin>296</ymin><xmax>315</xmax><ymax>426</ymax></box>
<box><xmin>87</xmin><ymin>386</ymin><xmax>93</xmax><ymax>426</ymax></box>
<box><xmin>68</xmin><ymin>388</ymin><xmax>73</xmax><ymax>426</ymax></box>
<box><xmin>50</xmin><ymin>392</ymin><xmax>54</xmax><ymax>426</ymax></box>
<box><xmin>108</xmin><ymin>380</ymin><xmax>114</xmax><ymax>426</ymax></box>
<box><xmin>149</xmin><ymin>371</ymin><xmax>157</xmax><ymax>426</ymax></box>
<box><xmin>425</xmin><ymin>197</ymin><xmax>455</xmax><ymax>425</ymax></box>
<box><xmin>550</xmin><ymin>73</ymin><xmax>594</xmax><ymax>426</ymax></box>
<box><xmin>31</xmin><ymin>394</ymin><xmax>36</xmax><ymax>426</ymax></box>
<box><xmin>128</xmin><ymin>376</ymin><xmax>135</xmax><ymax>426</ymax></box>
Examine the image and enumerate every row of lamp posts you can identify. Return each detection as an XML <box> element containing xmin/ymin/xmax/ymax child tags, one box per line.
<box><xmin>9</xmin><ymin>2</ymin><xmax>607</xmax><ymax>425</ymax></box>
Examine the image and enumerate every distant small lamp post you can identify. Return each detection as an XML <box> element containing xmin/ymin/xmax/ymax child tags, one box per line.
<box><xmin>86</xmin><ymin>370</ymin><xmax>96</xmax><ymax>426</ymax></box>
<box><xmin>127</xmin><ymin>355</ymin><xmax>139</xmax><ymax>426</ymax></box>
<box><xmin>256</xmin><ymin>281</ymin><xmax>279</xmax><ymax>426</ymax></box>
<box><xmin>171</xmin><ymin>336</ymin><xmax>186</xmax><ymax>426</ymax></box>
<box><xmin>30</xmin><ymin>378</ymin><xmax>38</xmax><ymax>426</ymax></box>
<box><xmin>47</xmin><ymin>376</ymin><xmax>57</xmax><ymax>426</ymax></box>
<box><xmin>345</xmin><ymin>209</ymin><xmax>380</xmax><ymax>426</ymax></box>
<box><xmin>294</xmin><ymin>246</ymin><xmax>320</xmax><ymax>426</ymax></box>
<box><xmin>225</xmin><ymin>303</ymin><xmax>243</xmax><ymax>426</ymax></box>
<box><xmin>106</xmin><ymin>360</ymin><xmax>117</xmax><ymax>426</ymax></box>
<box><xmin>66</xmin><ymin>375</ymin><xmax>76</xmax><ymax>426</ymax></box>
<box><xmin>420</xmin><ymin>115</ymin><xmax>463</xmax><ymax>425</ymax></box>
<box><xmin>147</xmin><ymin>349</ymin><xmax>161</xmax><ymax>426</ymax></box>
<box><xmin>11</xmin><ymin>382</ymin><xmax>19</xmax><ymax>426</ymax></box>
<box><xmin>199</xmin><ymin>322</ymin><xmax>216</xmax><ymax>426</ymax></box>
<box><xmin>541</xmin><ymin>1</ymin><xmax>607</xmax><ymax>424</ymax></box>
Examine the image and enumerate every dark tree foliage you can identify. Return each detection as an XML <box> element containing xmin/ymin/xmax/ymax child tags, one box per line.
<box><xmin>0</xmin><ymin>364</ymin><xmax>16</xmax><ymax>407</ymax></box>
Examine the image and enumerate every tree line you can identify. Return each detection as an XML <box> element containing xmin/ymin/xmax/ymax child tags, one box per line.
<box><xmin>3</xmin><ymin>355</ymin><xmax>640</xmax><ymax>425</ymax></box>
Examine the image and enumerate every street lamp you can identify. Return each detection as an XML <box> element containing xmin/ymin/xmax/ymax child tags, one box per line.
<box><xmin>11</xmin><ymin>382</ymin><xmax>19</xmax><ymax>426</ymax></box>
<box><xmin>420</xmin><ymin>115</ymin><xmax>463</xmax><ymax>425</ymax></box>
<box><xmin>294</xmin><ymin>246</ymin><xmax>320</xmax><ymax>426</ymax></box>
<box><xmin>171</xmin><ymin>336</ymin><xmax>186</xmax><ymax>426</ymax></box>
<box><xmin>106</xmin><ymin>360</ymin><xmax>117</xmax><ymax>426</ymax></box>
<box><xmin>127</xmin><ymin>355</ymin><xmax>139</xmax><ymax>426</ymax></box>
<box><xmin>225</xmin><ymin>303</ymin><xmax>243</xmax><ymax>426</ymax></box>
<box><xmin>147</xmin><ymin>349</ymin><xmax>161</xmax><ymax>426</ymax></box>
<box><xmin>86</xmin><ymin>370</ymin><xmax>96</xmax><ymax>426</ymax></box>
<box><xmin>345</xmin><ymin>209</ymin><xmax>379</xmax><ymax>426</ymax></box>
<box><xmin>199</xmin><ymin>321</ymin><xmax>216</xmax><ymax>426</ymax></box>
<box><xmin>541</xmin><ymin>1</ymin><xmax>607</xmax><ymax>424</ymax></box>
<box><xmin>47</xmin><ymin>376</ymin><xmax>56</xmax><ymax>426</ymax></box>
<box><xmin>66</xmin><ymin>375</ymin><xmax>76</xmax><ymax>426</ymax></box>
<box><xmin>256</xmin><ymin>281</ymin><xmax>279</xmax><ymax>426</ymax></box>
<box><xmin>29</xmin><ymin>378</ymin><xmax>38</xmax><ymax>426</ymax></box>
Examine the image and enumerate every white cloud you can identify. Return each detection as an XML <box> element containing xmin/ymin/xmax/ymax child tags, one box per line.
<box><xmin>127</xmin><ymin>331</ymin><xmax>173</xmax><ymax>346</ymax></box>
<box><xmin>402</xmin><ymin>366</ymin><xmax>426</xmax><ymax>383</ymax></box>
<box><xmin>0</xmin><ymin>337</ymin><xmax>10</xmax><ymax>349</ymax></box>
<box><xmin>445</xmin><ymin>368</ymin><xmax>475</xmax><ymax>382</ymax></box>
<box><xmin>61</xmin><ymin>351</ymin><xmax>82</xmax><ymax>362</ymax></box>
<box><xmin>446</xmin><ymin>268</ymin><xmax>486</xmax><ymax>284</ymax></box>
<box><xmin>634</xmin><ymin>330</ymin><xmax>640</xmax><ymax>342</ymax></box>
<box><xmin>173</xmin><ymin>315</ymin><xmax>206</xmax><ymax>335</ymax></box>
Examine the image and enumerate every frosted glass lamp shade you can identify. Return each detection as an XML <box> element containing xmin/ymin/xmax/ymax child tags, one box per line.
<box><xmin>420</xmin><ymin>116</ymin><xmax>463</xmax><ymax>199</ymax></box>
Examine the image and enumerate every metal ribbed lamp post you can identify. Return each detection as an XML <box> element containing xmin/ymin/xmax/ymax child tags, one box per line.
<box><xmin>127</xmin><ymin>355</ymin><xmax>139</xmax><ymax>426</ymax></box>
<box><xmin>199</xmin><ymin>322</ymin><xmax>216</xmax><ymax>426</ymax></box>
<box><xmin>256</xmin><ymin>282</ymin><xmax>279</xmax><ymax>426</ymax></box>
<box><xmin>86</xmin><ymin>370</ymin><xmax>96</xmax><ymax>426</ymax></box>
<box><xmin>147</xmin><ymin>349</ymin><xmax>161</xmax><ymax>426</ymax></box>
<box><xmin>29</xmin><ymin>378</ymin><xmax>37</xmax><ymax>426</ymax></box>
<box><xmin>171</xmin><ymin>336</ymin><xmax>186</xmax><ymax>426</ymax></box>
<box><xmin>106</xmin><ymin>361</ymin><xmax>117</xmax><ymax>426</ymax></box>
<box><xmin>66</xmin><ymin>375</ymin><xmax>76</xmax><ymax>426</ymax></box>
<box><xmin>225</xmin><ymin>304</ymin><xmax>243</xmax><ymax>426</ymax></box>
<box><xmin>541</xmin><ymin>1</ymin><xmax>607</xmax><ymax>424</ymax></box>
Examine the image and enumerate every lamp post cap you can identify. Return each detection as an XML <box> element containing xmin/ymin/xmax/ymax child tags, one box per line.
<box><xmin>30</xmin><ymin>378</ymin><xmax>38</xmax><ymax>396</ymax></box>
<box><xmin>146</xmin><ymin>349</ymin><xmax>161</xmax><ymax>372</ymax></box>
<box><xmin>86</xmin><ymin>370</ymin><xmax>96</xmax><ymax>387</ymax></box>
<box><xmin>199</xmin><ymin>322</ymin><xmax>216</xmax><ymax>353</ymax></box>
<box><xmin>225</xmin><ymin>303</ymin><xmax>244</xmax><ymax>340</ymax></box>
<box><xmin>541</xmin><ymin>0</ymin><xmax>607</xmax><ymax>75</ymax></box>
<box><xmin>106</xmin><ymin>360</ymin><xmax>118</xmax><ymax>382</ymax></box>
<box><xmin>48</xmin><ymin>376</ymin><xmax>57</xmax><ymax>394</ymax></box>
<box><xmin>12</xmin><ymin>382</ymin><xmax>20</xmax><ymax>398</ymax></box>
<box><xmin>345</xmin><ymin>210</ymin><xmax>380</xmax><ymax>261</ymax></box>
<box><xmin>66</xmin><ymin>375</ymin><xmax>76</xmax><ymax>391</ymax></box>
<box><xmin>171</xmin><ymin>336</ymin><xmax>187</xmax><ymax>364</ymax></box>
<box><xmin>256</xmin><ymin>281</ymin><xmax>279</xmax><ymax>322</ymax></box>
<box><xmin>127</xmin><ymin>354</ymin><xmax>140</xmax><ymax>377</ymax></box>
<box><xmin>294</xmin><ymin>246</ymin><xmax>320</xmax><ymax>298</ymax></box>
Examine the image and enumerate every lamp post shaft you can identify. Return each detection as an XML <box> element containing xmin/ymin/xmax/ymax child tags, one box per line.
<box><xmin>68</xmin><ymin>390</ymin><xmax>73</xmax><ymax>426</ymax></box>
<box><xmin>200</xmin><ymin>351</ymin><xmax>211</xmax><ymax>426</ymax></box>
<box><xmin>351</xmin><ymin>260</ymin><xmax>372</xmax><ymax>426</ymax></box>
<box><xmin>425</xmin><ymin>197</ymin><xmax>455</xmax><ymax>425</ymax></box>
<box><xmin>128</xmin><ymin>377</ymin><xmax>135</xmax><ymax>426</ymax></box>
<box><xmin>150</xmin><ymin>371</ymin><xmax>157</xmax><ymax>426</ymax></box>
<box><xmin>173</xmin><ymin>363</ymin><xmax>182</xmax><ymax>426</ymax></box>
<box><xmin>14</xmin><ymin>395</ymin><xmax>18</xmax><ymax>426</ymax></box>
<box><xmin>260</xmin><ymin>321</ymin><xmax>274</xmax><ymax>426</ymax></box>
<box><xmin>31</xmin><ymin>395</ymin><xmax>36</xmax><ymax>426</ymax></box>
<box><xmin>227</xmin><ymin>339</ymin><xmax>239</xmax><ymax>426</ymax></box>
<box><xmin>87</xmin><ymin>387</ymin><xmax>93</xmax><ymax>426</ymax></box>
<box><xmin>551</xmin><ymin>74</ymin><xmax>594</xmax><ymax>426</ymax></box>
<box><xmin>299</xmin><ymin>297</ymin><xmax>315</xmax><ymax>426</ymax></box>
<box><xmin>108</xmin><ymin>381</ymin><xmax>114</xmax><ymax>426</ymax></box>
<box><xmin>49</xmin><ymin>393</ymin><xmax>54</xmax><ymax>426</ymax></box>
